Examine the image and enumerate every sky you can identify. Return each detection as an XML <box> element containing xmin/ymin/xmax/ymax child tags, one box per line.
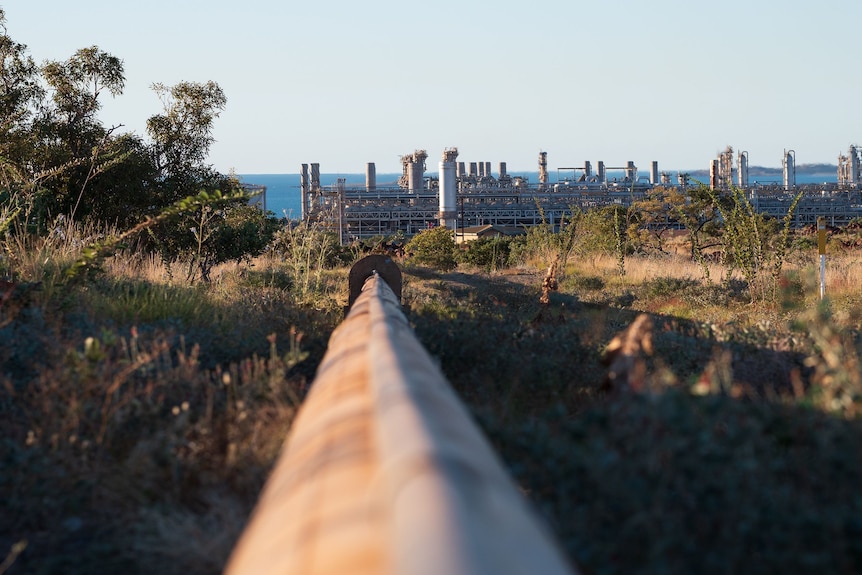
<box><xmin>4</xmin><ymin>0</ymin><xmax>862</xmax><ymax>175</ymax></box>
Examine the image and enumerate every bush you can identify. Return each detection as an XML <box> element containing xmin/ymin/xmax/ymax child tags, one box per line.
<box><xmin>406</xmin><ymin>226</ymin><xmax>457</xmax><ymax>271</ymax></box>
<box><xmin>457</xmin><ymin>236</ymin><xmax>513</xmax><ymax>271</ymax></box>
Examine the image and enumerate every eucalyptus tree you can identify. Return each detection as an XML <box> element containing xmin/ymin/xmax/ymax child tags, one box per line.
<box><xmin>32</xmin><ymin>45</ymin><xmax>130</xmax><ymax>219</ymax></box>
<box><xmin>147</xmin><ymin>80</ymin><xmax>228</xmax><ymax>201</ymax></box>
<box><xmin>41</xmin><ymin>45</ymin><xmax>124</xmax><ymax>158</ymax></box>
<box><xmin>0</xmin><ymin>7</ymin><xmax>43</xmax><ymax>189</ymax></box>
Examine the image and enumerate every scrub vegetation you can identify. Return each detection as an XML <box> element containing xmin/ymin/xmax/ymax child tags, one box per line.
<box><xmin>4</xmin><ymin>209</ymin><xmax>862</xmax><ymax>574</ymax></box>
<box><xmin>3</xmin><ymin>7</ymin><xmax>862</xmax><ymax>574</ymax></box>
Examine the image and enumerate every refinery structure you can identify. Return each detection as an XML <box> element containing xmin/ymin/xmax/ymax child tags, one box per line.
<box><xmin>299</xmin><ymin>146</ymin><xmax>862</xmax><ymax>242</ymax></box>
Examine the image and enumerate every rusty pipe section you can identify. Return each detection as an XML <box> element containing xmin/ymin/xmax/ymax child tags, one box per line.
<box><xmin>225</xmin><ymin>260</ymin><xmax>576</xmax><ymax>575</ymax></box>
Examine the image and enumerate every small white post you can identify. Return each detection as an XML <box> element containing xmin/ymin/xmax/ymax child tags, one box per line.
<box><xmin>818</xmin><ymin>218</ymin><xmax>826</xmax><ymax>300</ymax></box>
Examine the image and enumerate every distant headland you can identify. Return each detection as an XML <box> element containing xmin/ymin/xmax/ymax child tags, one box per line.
<box><xmin>688</xmin><ymin>163</ymin><xmax>837</xmax><ymax>178</ymax></box>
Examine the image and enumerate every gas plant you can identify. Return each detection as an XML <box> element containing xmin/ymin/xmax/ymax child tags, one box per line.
<box><xmin>299</xmin><ymin>146</ymin><xmax>862</xmax><ymax>242</ymax></box>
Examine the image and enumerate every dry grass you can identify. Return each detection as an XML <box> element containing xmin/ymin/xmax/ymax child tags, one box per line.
<box><xmin>4</xmin><ymin>220</ymin><xmax>862</xmax><ymax>574</ymax></box>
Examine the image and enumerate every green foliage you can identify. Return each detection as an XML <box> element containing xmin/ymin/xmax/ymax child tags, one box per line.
<box><xmin>628</xmin><ymin>187</ymin><xmax>678</xmax><ymax>254</ymax></box>
<box><xmin>644</xmin><ymin>276</ymin><xmax>701</xmax><ymax>298</ymax></box>
<box><xmin>145</xmin><ymin>189</ymin><xmax>277</xmax><ymax>283</ymax></box>
<box><xmin>578</xmin><ymin>205</ymin><xmax>626</xmax><ymax>258</ymax></box>
<box><xmin>64</xmin><ymin>188</ymin><xmax>263</xmax><ymax>284</ymax></box>
<box><xmin>0</xmin><ymin>15</ymin><xmax>232</xmax><ymax>230</ymax></box>
<box><xmin>268</xmin><ymin>219</ymin><xmax>342</xmax><ymax>299</ymax></box>
<box><xmin>670</xmin><ymin>185</ymin><xmax>724</xmax><ymax>278</ymax></box>
<box><xmin>406</xmin><ymin>226</ymin><xmax>457</xmax><ymax>271</ymax></box>
<box><xmin>796</xmin><ymin>299</ymin><xmax>862</xmax><ymax>418</ymax></box>
<box><xmin>708</xmin><ymin>185</ymin><xmax>803</xmax><ymax>302</ymax></box>
<box><xmin>147</xmin><ymin>80</ymin><xmax>226</xmax><ymax>199</ymax></box>
<box><xmin>457</xmin><ymin>236</ymin><xmax>514</xmax><ymax>271</ymax></box>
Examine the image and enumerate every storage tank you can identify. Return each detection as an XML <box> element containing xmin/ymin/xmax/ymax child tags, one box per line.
<box><xmin>457</xmin><ymin>162</ymin><xmax>466</xmax><ymax>179</ymax></box>
<box><xmin>597</xmin><ymin>161</ymin><xmax>606</xmax><ymax>184</ymax></box>
<box><xmin>469</xmin><ymin>162</ymin><xmax>478</xmax><ymax>177</ymax></box>
<box><xmin>365</xmin><ymin>162</ymin><xmax>376</xmax><ymax>193</ymax></box>
<box><xmin>499</xmin><ymin>162</ymin><xmax>507</xmax><ymax>178</ymax></box>
<box><xmin>584</xmin><ymin>161</ymin><xmax>592</xmax><ymax>179</ymax></box>
<box><xmin>625</xmin><ymin>161</ymin><xmax>636</xmax><ymax>182</ymax></box>
<box><xmin>485</xmin><ymin>162</ymin><xmax>492</xmax><ymax>177</ymax></box>
<box><xmin>650</xmin><ymin>161</ymin><xmax>659</xmax><ymax>185</ymax></box>
<box><xmin>439</xmin><ymin>148</ymin><xmax>459</xmax><ymax>229</ymax></box>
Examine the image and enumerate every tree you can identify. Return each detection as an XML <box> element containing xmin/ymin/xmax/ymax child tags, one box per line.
<box><xmin>33</xmin><ymin>46</ymin><xmax>126</xmax><ymax>219</ymax></box>
<box><xmin>629</xmin><ymin>187</ymin><xmax>677</xmax><ymax>254</ymax></box>
<box><xmin>669</xmin><ymin>184</ymin><xmax>724</xmax><ymax>277</ymax></box>
<box><xmin>41</xmin><ymin>46</ymin><xmax>124</xmax><ymax>158</ymax></box>
<box><xmin>147</xmin><ymin>80</ymin><xmax>226</xmax><ymax>200</ymax></box>
<box><xmin>0</xmin><ymin>7</ymin><xmax>44</xmax><ymax>189</ymax></box>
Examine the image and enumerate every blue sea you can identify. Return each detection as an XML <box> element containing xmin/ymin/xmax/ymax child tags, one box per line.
<box><xmin>239</xmin><ymin>171</ymin><xmax>838</xmax><ymax>220</ymax></box>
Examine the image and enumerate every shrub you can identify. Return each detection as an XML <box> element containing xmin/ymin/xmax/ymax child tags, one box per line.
<box><xmin>457</xmin><ymin>236</ymin><xmax>513</xmax><ymax>272</ymax></box>
<box><xmin>405</xmin><ymin>226</ymin><xmax>457</xmax><ymax>271</ymax></box>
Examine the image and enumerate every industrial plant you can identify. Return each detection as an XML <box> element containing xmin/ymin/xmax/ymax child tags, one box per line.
<box><xmin>298</xmin><ymin>146</ymin><xmax>862</xmax><ymax>242</ymax></box>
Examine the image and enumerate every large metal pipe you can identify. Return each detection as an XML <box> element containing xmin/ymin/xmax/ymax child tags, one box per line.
<box><xmin>225</xmin><ymin>259</ymin><xmax>576</xmax><ymax>575</ymax></box>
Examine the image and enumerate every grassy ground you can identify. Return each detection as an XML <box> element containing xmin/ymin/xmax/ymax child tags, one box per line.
<box><xmin>404</xmin><ymin>258</ymin><xmax>862</xmax><ymax>575</ymax></box>
<box><xmin>2</xmin><ymin>233</ymin><xmax>862</xmax><ymax>574</ymax></box>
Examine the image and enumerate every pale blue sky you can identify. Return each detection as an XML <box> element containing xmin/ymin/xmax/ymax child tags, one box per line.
<box><xmin>4</xmin><ymin>1</ymin><xmax>861</xmax><ymax>174</ymax></box>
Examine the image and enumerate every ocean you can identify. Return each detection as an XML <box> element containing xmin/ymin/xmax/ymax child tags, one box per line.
<box><xmin>239</xmin><ymin>171</ymin><xmax>839</xmax><ymax>220</ymax></box>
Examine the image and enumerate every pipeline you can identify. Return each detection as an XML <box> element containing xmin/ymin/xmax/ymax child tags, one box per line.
<box><xmin>225</xmin><ymin>255</ymin><xmax>576</xmax><ymax>575</ymax></box>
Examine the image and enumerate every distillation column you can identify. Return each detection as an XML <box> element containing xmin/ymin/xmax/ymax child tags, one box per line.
<box><xmin>710</xmin><ymin>159</ymin><xmax>719</xmax><ymax>190</ymax></box>
<box><xmin>300</xmin><ymin>163</ymin><xmax>309</xmax><ymax>220</ymax></box>
<box><xmin>737</xmin><ymin>151</ymin><xmax>749</xmax><ymax>187</ymax></box>
<box><xmin>366</xmin><ymin>162</ymin><xmax>376</xmax><ymax>193</ymax></box>
<box><xmin>439</xmin><ymin>148</ymin><xmax>459</xmax><ymax>230</ymax></box>
<box><xmin>409</xmin><ymin>150</ymin><xmax>427</xmax><ymax>193</ymax></box>
<box><xmin>539</xmin><ymin>152</ymin><xmax>548</xmax><ymax>186</ymax></box>
<box><xmin>783</xmin><ymin>149</ymin><xmax>796</xmax><ymax>191</ymax></box>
